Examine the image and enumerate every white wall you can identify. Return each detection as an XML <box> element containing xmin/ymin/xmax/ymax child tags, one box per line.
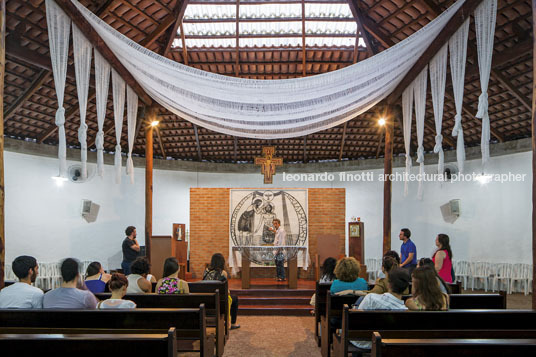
<box><xmin>3</xmin><ymin>149</ymin><xmax>531</xmax><ymax>271</ymax></box>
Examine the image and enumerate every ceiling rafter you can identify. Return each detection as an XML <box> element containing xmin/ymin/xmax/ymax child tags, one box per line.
<box><xmin>3</xmin><ymin>69</ymin><xmax>51</xmax><ymax>122</ymax></box>
<box><xmin>161</xmin><ymin>0</ymin><xmax>189</xmax><ymax>57</ymax></box>
<box><xmin>235</xmin><ymin>0</ymin><xmax>240</xmax><ymax>76</ymax></box>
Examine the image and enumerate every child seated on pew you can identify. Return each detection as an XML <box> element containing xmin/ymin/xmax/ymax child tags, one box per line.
<box><xmin>348</xmin><ymin>268</ymin><xmax>410</xmax><ymax>355</ymax></box>
<box><xmin>405</xmin><ymin>266</ymin><xmax>449</xmax><ymax>311</ymax></box>
<box><xmin>97</xmin><ymin>273</ymin><xmax>136</xmax><ymax>309</ymax></box>
<box><xmin>155</xmin><ymin>257</ymin><xmax>189</xmax><ymax>294</ymax></box>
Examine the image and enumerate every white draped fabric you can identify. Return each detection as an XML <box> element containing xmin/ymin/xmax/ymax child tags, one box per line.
<box><xmin>402</xmin><ymin>85</ymin><xmax>414</xmax><ymax>197</ymax></box>
<box><xmin>474</xmin><ymin>0</ymin><xmax>497</xmax><ymax>170</ymax></box>
<box><xmin>448</xmin><ymin>19</ymin><xmax>470</xmax><ymax>174</ymax></box>
<box><xmin>94</xmin><ymin>50</ymin><xmax>111</xmax><ymax>177</ymax></box>
<box><xmin>71</xmin><ymin>0</ymin><xmax>466</xmax><ymax>139</ymax></box>
<box><xmin>430</xmin><ymin>44</ymin><xmax>447</xmax><ymax>176</ymax></box>
<box><xmin>46</xmin><ymin>0</ymin><xmax>71</xmax><ymax>177</ymax></box>
<box><xmin>112</xmin><ymin>70</ymin><xmax>126</xmax><ymax>184</ymax></box>
<box><xmin>126</xmin><ymin>86</ymin><xmax>138</xmax><ymax>184</ymax></box>
<box><xmin>73</xmin><ymin>25</ymin><xmax>92</xmax><ymax>180</ymax></box>
<box><xmin>414</xmin><ymin>67</ymin><xmax>428</xmax><ymax>200</ymax></box>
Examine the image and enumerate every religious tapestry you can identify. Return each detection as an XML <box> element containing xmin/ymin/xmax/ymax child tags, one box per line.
<box><xmin>228</xmin><ymin>189</ymin><xmax>309</xmax><ymax>272</ymax></box>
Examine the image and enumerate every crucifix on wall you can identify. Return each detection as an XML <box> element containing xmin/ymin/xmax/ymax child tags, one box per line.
<box><xmin>255</xmin><ymin>147</ymin><xmax>283</xmax><ymax>184</ymax></box>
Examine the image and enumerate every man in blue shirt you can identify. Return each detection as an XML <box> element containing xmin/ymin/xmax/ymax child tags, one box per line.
<box><xmin>399</xmin><ymin>228</ymin><xmax>417</xmax><ymax>275</ymax></box>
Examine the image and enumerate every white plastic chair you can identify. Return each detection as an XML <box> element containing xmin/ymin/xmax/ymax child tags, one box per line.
<box><xmin>510</xmin><ymin>264</ymin><xmax>531</xmax><ymax>295</ymax></box>
<box><xmin>471</xmin><ymin>261</ymin><xmax>491</xmax><ymax>291</ymax></box>
<box><xmin>454</xmin><ymin>261</ymin><xmax>471</xmax><ymax>289</ymax></box>
<box><xmin>491</xmin><ymin>263</ymin><xmax>510</xmax><ymax>293</ymax></box>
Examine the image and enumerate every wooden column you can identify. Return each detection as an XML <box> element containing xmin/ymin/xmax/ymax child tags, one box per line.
<box><xmin>528</xmin><ymin>0</ymin><xmax>536</xmax><ymax>309</ymax></box>
<box><xmin>145</xmin><ymin>107</ymin><xmax>156</xmax><ymax>266</ymax></box>
<box><xmin>382</xmin><ymin>108</ymin><xmax>394</xmax><ymax>254</ymax></box>
<box><xmin>0</xmin><ymin>0</ymin><xmax>5</xmax><ymax>289</ymax></box>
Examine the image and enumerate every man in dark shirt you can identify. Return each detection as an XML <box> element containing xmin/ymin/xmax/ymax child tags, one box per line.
<box><xmin>399</xmin><ymin>228</ymin><xmax>417</xmax><ymax>276</ymax></box>
<box><xmin>121</xmin><ymin>226</ymin><xmax>140</xmax><ymax>275</ymax></box>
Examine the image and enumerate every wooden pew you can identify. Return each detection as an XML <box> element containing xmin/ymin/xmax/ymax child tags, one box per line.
<box><xmin>0</xmin><ymin>308</ymin><xmax>213</xmax><ymax>356</ymax></box>
<box><xmin>0</xmin><ymin>329</ymin><xmax>177</xmax><ymax>357</ymax></box>
<box><xmin>189</xmin><ymin>280</ymin><xmax>230</xmax><ymax>338</ymax></box>
<box><xmin>94</xmin><ymin>292</ymin><xmax>224</xmax><ymax>357</ymax></box>
<box><xmin>314</xmin><ymin>282</ymin><xmax>332</xmax><ymax>346</ymax></box>
<box><xmin>334</xmin><ymin>307</ymin><xmax>536</xmax><ymax>357</ymax></box>
<box><xmin>324</xmin><ymin>292</ymin><xmax>507</xmax><ymax>357</ymax></box>
<box><xmin>371</xmin><ymin>332</ymin><xmax>536</xmax><ymax>356</ymax></box>
<box><xmin>321</xmin><ymin>294</ymin><xmax>357</xmax><ymax>357</ymax></box>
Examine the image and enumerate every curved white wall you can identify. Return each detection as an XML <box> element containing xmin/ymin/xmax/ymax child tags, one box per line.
<box><xmin>3</xmin><ymin>147</ymin><xmax>531</xmax><ymax>271</ymax></box>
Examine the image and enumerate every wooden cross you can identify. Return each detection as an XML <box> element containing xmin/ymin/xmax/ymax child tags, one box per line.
<box><xmin>254</xmin><ymin>147</ymin><xmax>283</xmax><ymax>184</ymax></box>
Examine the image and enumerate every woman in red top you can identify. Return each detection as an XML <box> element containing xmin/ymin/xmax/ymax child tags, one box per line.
<box><xmin>432</xmin><ymin>234</ymin><xmax>453</xmax><ymax>283</ymax></box>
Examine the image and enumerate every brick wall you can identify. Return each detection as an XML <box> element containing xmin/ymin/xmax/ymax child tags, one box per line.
<box><xmin>189</xmin><ymin>188</ymin><xmax>345</xmax><ymax>278</ymax></box>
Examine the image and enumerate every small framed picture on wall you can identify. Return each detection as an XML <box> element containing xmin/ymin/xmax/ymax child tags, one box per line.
<box><xmin>349</xmin><ymin>223</ymin><xmax>360</xmax><ymax>238</ymax></box>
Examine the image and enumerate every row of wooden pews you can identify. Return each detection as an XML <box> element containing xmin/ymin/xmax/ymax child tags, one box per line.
<box><xmin>314</xmin><ymin>282</ymin><xmax>516</xmax><ymax>357</ymax></box>
<box><xmin>335</xmin><ymin>307</ymin><xmax>536</xmax><ymax>356</ymax></box>
<box><xmin>0</xmin><ymin>280</ymin><xmax>229</xmax><ymax>357</ymax></box>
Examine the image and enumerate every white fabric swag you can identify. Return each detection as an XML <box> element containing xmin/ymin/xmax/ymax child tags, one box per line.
<box><xmin>430</xmin><ymin>44</ymin><xmax>448</xmax><ymax>176</ymax></box>
<box><xmin>94</xmin><ymin>50</ymin><xmax>111</xmax><ymax>177</ymax></box>
<box><xmin>413</xmin><ymin>67</ymin><xmax>428</xmax><ymax>200</ymax></box>
<box><xmin>126</xmin><ymin>86</ymin><xmax>138</xmax><ymax>184</ymax></box>
<box><xmin>71</xmin><ymin>0</ymin><xmax>466</xmax><ymax>139</ymax></box>
<box><xmin>402</xmin><ymin>85</ymin><xmax>414</xmax><ymax>197</ymax></box>
<box><xmin>449</xmin><ymin>19</ymin><xmax>470</xmax><ymax>174</ymax></box>
<box><xmin>112</xmin><ymin>70</ymin><xmax>126</xmax><ymax>184</ymax></box>
<box><xmin>73</xmin><ymin>25</ymin><xmax>92</xmax><ymax>180</ymax></box>
<box><xmin>46</xmin><ymin>0</ymin><xmax>71</xmax><ymax>177</ymax></box>
<box><xmin>474</xmin><ymin>0</ymin><xmax>497</xmax><ymax>170</ymax></box>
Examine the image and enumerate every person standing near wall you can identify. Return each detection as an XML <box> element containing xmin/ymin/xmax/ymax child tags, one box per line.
<box><xmin>271</xmin><ymin>218</ymin><xmax>286</xmax><ymax>281</ymax></box>
<box><xmin>121</xmin><ymin>226</ymin><xmax>140</xmax><ymax>275</ymax></box>
<box><xmin>399</xmin><ymin>228</ymin><xmax>417</xmax><ymax>276</ymax></box>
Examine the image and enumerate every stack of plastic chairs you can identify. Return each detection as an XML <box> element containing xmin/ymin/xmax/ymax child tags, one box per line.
<box><xmin>471</xmin><ymin>261</ymin><xmax>492</xmax><ymax>291</ymax></box>
<box><xmin>365</xmin><ymin>258</ymin><xmax>381</xmax><ymax>282</ymax></box>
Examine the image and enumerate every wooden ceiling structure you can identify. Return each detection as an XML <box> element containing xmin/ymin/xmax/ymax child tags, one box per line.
<box><xmin>2</xmin><ymin>0</ymin><xmax>533</xmax><ymax>163</ymax></box>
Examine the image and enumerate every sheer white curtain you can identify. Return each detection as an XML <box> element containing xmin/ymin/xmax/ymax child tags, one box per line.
<box><xmin>46</xmin><ymin>0</ymin><xmax>71</xmax><ymax>177</ymax></box>
<box><xmin>449</xmin><ymin>19</ymin><xmax>470</xmax><ymax>174</ymax></box>
<box><xmin>126</xmin><ymin>86</ymin><xmax>138</xmax><ymax>184</ymax></box>
<box><xmin>430</xmin><ymin>44</ymin><xmax>447</xmax><ymax>176</ymax></box>
<box><xmin>414</xmin><ymin>67</ymin><xmax>428</xmax><ymax>200</ymax></box>
<box><xmin>402</xmin><ymin>85</ymin><xmax>414</xmax><ymax>197</ymax></box>
<box><xmin>112</xmin><ymin>70</ymin><xmax>126</xmax><ymax>184</ymax></box>
<box><xmin>73</xmin><ymin>25</ymin><xmax>92</xmax><ymax>180</ymax></box>
<box><xmin>71</xmin><ymin>0</ymin><xmax>466</xmax><ymax>139</ymax></box>
<box><xmin>474</xmin><ymin>0</ymin><xmax>497</xmax><ymax>170</ymax></box>
<box><xmin>94</xmin><ymin>50</ymin><xmax>111</xmax><ymax>177</ymax></box>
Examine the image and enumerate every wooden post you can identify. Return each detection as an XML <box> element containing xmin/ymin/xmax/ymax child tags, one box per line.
<box><xmin>532</xmin><ymin>0</ymin><xmax>536</xmax><ymax>309</ymax></box>
<box><xmin>145</xmin><ymin>107</ymin><xmax>156</xmax><ymax>266</ymax></box>
<box><xmin>0</xmin><ymin>0</ymin><xmax>5</xmax><ymax>289</ymax></box>
<box><xmin>382</xmin><ymin>107</ymin><xmax>394</xmax><ymax>255</ymax></box>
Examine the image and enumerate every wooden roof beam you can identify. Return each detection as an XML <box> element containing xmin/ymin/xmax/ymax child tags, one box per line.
<box><xmin>301</xmin><ymin>0</ymin><xmax>306</xmax><ymax>76</ymax></box>
<box><xmin>235</xmin><ymin>0</ymin><xmax>240</xmax><ymax>76</ymax></box>
<box><xmin>162</xmin><ymin>0</ymin><xmax>189</xmax><ymax>57</ymax></box>
<box><xmin>303</xmin><ymin>136</ymin><xmax>307</xmax><ymax>163</ymax></box>
<box><xmin>347</xmin><ymin>0</ymin><xmax>377</xmax><ymax>57</ymax></box>
<box><xmin>155</xmin><ymin>126</ymin><xmax>167</xmax><ymax>158</ymax></box>
<box><xmin>4</xmin><ymin>69</ymin><xmax>50</xmax><ymax>122</ymax></box>
<box><xmin>54</xmin><ymin>0</ymin><xmax>152</xmax><ymax>105</ymax></box>
<box><xmin>193</xmin><ymin>124</ymin><xmax>202</xmax><ymax>161</ymax></box>
<box><xmin>492</xmin><ymin>69</ymin><xmax>532</xmax><ymax>112</ymax></box>
<box><xmin>234</xmin><ymin>136</ymin><xmax>238</xmax><ymax>162</ymax></box>
<box><xmin>95</xmin><ymin>0</ymin><xmax>115</xmax><ymax>16</ymax></box>
<box><xmin>338</xmin><ymin>121</ymin><xmax>347</xmax><ymax>161</ymax></box>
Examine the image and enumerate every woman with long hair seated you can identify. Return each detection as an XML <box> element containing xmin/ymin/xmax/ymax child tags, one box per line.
<box><xmin>330</xmin><ymin>257</ymin><xmax>368</xmax><ymax>295</ymax></box>
<box><xmin>367</xmin><ymin>256</ymin><xmax>409</xmax><ymax>295</ymax></box>
<box><xmin>84</xmin><ymin>261</ymin><xmax>111</xmax><ymax>294</ymax></box>
<box><xmin>418</xmin><ymin>257</ymin><xmax>450</xmax><ymax>294</ymax></box>
<box><xmin>406</xmin><ymin>266</ymin><xmax>449</xmax><ymax>311</ymax></box>
<box><xmin>203</xmin><ymin>253</ymin><xmax>240</xmax><ymax>330</ymax></box>
<box><xmin>97</xmin><ymin>273</ymin><xmax>136</xmax><ymax>309</ymax></box>
<box><xmin>155</xmin><ymin>257</ymin><xmax>189</xmax><ymax>294</ymax></box>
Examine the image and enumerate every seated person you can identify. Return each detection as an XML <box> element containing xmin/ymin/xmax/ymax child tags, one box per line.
<box><xmin>84</xmin><ymin>261</ymin><xmax>111</xmax><ymax>294</ymax></box>
<box><xmin>310</xmin><ymin>257</ymin><xmax>337</xmax><ymax>307</ymax></box>
<box><xmin>126</xmin><ymin>257</ymin><xmax>152</xmax><ymax>294</ymax></box>
<box><xmin>203</xmin><ymin>253</ymin><xmax>240</xmax><ymax>330</ymax></box>
<box><xmin>418</xmin><ymin>258</ymin><xmax>450</xmax><ymax>294</ymax></box>
<box><xmin>349</xmin><ymin>268</ymin><xmax>410</xmax><ymax>353</ymax></box>
<box><xmin>406</xmin><ymin>266</ymin><xmax>449</xmax><ymax>311</ymax></box>
<box><xmin>97</xmin><ymin>273</ymin><xmax>136</xmax><ymax>309</ymax></box>
<box><xmin>377</xmin><ymin>250</ymin><xmax>401</xmax><ymax>279</ymax></box>
<box><xmin>43</xmin><ymin>258</ymin><xmax>97</xmax><ymax>309</ymax></box>
<box><xmin>155</xmin><ymin>257</ymin><xmax>189</xmax><ymax>294</ymax></box>
<box><xmin>0</xmin><ymin>255</ymin><xmax>43</xmax><ymax>308</ymax></box>
<box><xmin>355</xmin><ymin>256</ymin><xmax>409</xmax><ymax>298</ymax></box>
<box><xmin>330</xmin><ymin>257</ymin><xmax>368</xmax><ymax>295</ymax></box>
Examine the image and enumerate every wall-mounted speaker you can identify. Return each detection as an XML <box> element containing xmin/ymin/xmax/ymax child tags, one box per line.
<box><xmin>81</xmin><ymin>199</ymin><xmax>100</xmax><ymax>223</ymax></box>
